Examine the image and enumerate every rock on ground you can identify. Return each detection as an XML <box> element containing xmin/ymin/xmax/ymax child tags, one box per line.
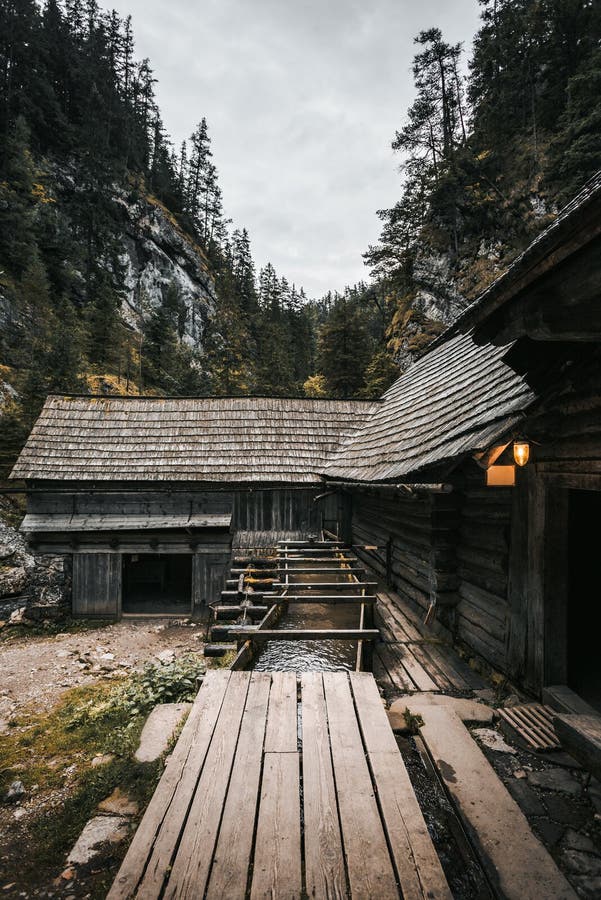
<box><xmin>135</xmin><ymin>702</ymin><xmax>191</xmax><ymax>763</ymax></box>
<box><xmin>66</xmin><ymin>815</ymin><xmax>130</xmax><ymax>866</ymax></box>
<box><xmin>98</xmin><ymin>788</ymin><xmax>139</xmax><ymax>817</ymax></box>
<box><xmin>387</xmin><ymin>692</ymin><xmax>493</xmax><ymax>732</ymax></box>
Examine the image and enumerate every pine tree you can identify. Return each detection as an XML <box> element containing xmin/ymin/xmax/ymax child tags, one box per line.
<box><xmin>0</xmin><ymin>116</ymin><xmax>37</xmax><ymax>274</ymax></box>
<box><xmin>317</xmin><ymin>295</ymin><xmax>370</xmax><ymax>397</ymax></box>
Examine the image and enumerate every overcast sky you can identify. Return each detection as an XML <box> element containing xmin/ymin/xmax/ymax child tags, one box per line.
<box><xmin>109</xmin><ymin>0</ymin><xmax>482</xmax><ymax>297</ymax></box>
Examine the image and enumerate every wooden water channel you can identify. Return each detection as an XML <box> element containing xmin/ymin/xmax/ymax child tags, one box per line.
<box><xmin>206</xmin><ymin>539</ymin><xmax>379</xmax><ymax>672</ymax></box>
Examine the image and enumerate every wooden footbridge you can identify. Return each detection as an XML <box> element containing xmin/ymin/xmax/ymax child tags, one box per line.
<box><xmin>108</xmin><ymin>670</ymin><xmax>451</xmax><ymax>899</ymax></box>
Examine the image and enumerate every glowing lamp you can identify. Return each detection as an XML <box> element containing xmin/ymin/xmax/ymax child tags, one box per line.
<box><xmin>513</xmin><ymin>440</ymin><xmax>530</xmax><ymax>467</ymax></box>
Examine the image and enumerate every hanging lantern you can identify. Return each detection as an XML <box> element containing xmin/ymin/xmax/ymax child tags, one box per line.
<box><xmin>513</xmin><ymin>439</ymin><xmax>530</xmax><ymax>467</ymax></box>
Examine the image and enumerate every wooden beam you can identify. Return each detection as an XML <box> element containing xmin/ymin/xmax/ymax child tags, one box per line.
<box><xmin>264</xmin><ymin>581</ymin><xmax>377</xmax><ymax>590</ymax></box>
<box><xmin>227</xmin><ymin>628</ymin><xmax>379</xmax><ymax>642</ymax></box>
<box><xmin>229</xmin><ymin>566</ymin><xmax>367</xmax><ymax>575</ymax></box>
<box><xmin>267</xmin><ymin>594</ymin><xmax>377</xmax><ymax>604</ymax></box>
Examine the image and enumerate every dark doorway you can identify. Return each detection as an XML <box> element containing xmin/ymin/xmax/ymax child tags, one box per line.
<box><xmin>122</xmin><ymin>554</ymin><xmax>192</xmax><ymax>615</ymax></box>
<box><xmin>567</xmin><ymin>490</ymin><xmax>601</xmax><ymax>712</ymax></box>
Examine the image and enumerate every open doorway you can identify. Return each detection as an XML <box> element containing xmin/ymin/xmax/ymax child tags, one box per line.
<box><xmin>567</xmin><ymin>490</ymin><xmax>601</xmax><ymax>712</ymax></box>
<box><xmin>122</xmin><ymin>554</ymin><xmax>192</xmax><ymax>615</ymax></box>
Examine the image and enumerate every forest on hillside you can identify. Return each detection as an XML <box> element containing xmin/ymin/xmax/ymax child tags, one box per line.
<box><xmin>1</xmin><ymin>0</ymin><xmax>600</xmax><ymax>477</ymax></box>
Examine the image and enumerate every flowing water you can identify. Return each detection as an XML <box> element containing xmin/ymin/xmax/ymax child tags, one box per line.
<box><xmin>252</xmin><ymin>558</ymin><xmax>362</xmax><ymax>672</ymax></box>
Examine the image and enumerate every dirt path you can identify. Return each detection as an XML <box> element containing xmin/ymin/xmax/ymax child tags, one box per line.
<box><xmin>0</xmin><ymin>620</ymin><xmax>206</xmax><ymax>731</ymax></box>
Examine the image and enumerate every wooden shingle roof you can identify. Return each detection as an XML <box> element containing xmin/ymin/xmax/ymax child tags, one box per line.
<box><xmin>11</xmin><ymin>396</ymin><xmax>375</xmax><ymax>484</ymax></box>
<box><xmin>326</xmin><ymin>173</ymin><xmax>601</xmax><ymax>483</ymax></box>
<box><xmin>325</xmin><ymin>332</ymin><xmax>536</xmax><ymax>482</ymax></box>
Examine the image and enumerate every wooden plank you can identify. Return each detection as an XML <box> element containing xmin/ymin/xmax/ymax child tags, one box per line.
<box><xmin>162</xmin><ymin>673</ymin><xmax>251</xmax><ymax>900</ymax></box>
<box><xmin>377</xmin><ymin>591</ymin><xmax>423</xmax><ymax>641</ymax></box>
<box><xmin>268</xmin><ymin>581</ymin><xmax>378</xmax><ymax>590</ymax></box>
<box><xmin>393</xmin><ymin>644</ymin><xmax>439</xmax><ymax>692</ymax></box>
<box><xmin>230</xmin><ymin>639</ymin><xmax>254</xmax><ymax>671</ymax></box>
<box><xmin>250</xmin><ymin>752</ymin><xmax>302</xmax><ymax>900</ymax></box>
<box><xmin>554</xmin><ymin>714</ymin><xmax>601</xmax><ymax>782</ymax></box>
<box><xmin>231</xmin><ymin>567</ymin><xmax>367</xmax><ymax>575</ymax></box>
<box><xmin>373</xmin><ymin>655</ymin><xmax>396</xmax><ymax>692</ymax></box>
<box><xmin>323</xmin><ymin>673</ymin><xmax>399</xmax><ymax>899</ymax></box>
<box><xmin>264</xmin><ymin>671</ymin><xmax>297</xmax><ymax>753</ymax></box>
<box><xmin>420</xmin><ymin>643</ymin><xmax>472</xmax><ymax>692</ymax></box>
<box><xmin>376</xmin><ymin>644</ymin><xmax>414</xmax><ymax>692</ymax></box>
<box><xmin>254</xmin><ymin>594</ymin><xmax>377</xmax><ymax>604</ymax></box>
<box><xmin>350</xmin><ymin>673</ymin><xmax>452</xmax><ymax>900</ymax></box>
<box><xmin>301</xmin><ymin>673</ymin><xmax>347</xmax><ymax>900</ymax></box>
<box><xmin>206</xmin><ymin>673</ymin><xmax>271</xmax><ymax>900</ymax></box>
<box><xmin>227</xmin><ymin>628</ymin><xmax>379</xmax><ymax>642</ymax></box>
<box><xmin>107</xmin><ymin>671</ymin><xmax>231</xmax><ymax>900</ymax></box>
<box><xmin>419</xmin><ymin>705</ymin><xmax>577</xmax><ymax>899</ymax></box>
<box><xmin>410</xmin><ymin>643</ymin><xmax>453</xmax><ymax>692</ymax></box>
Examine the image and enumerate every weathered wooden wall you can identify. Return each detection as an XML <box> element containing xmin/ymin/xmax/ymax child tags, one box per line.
<box><xmin>73</xmin><ymin>553</ymin><xmax>121</xmax><ymax>618</ymax></box>
<box><xmin>455</xmin><ymin>467</ymin><xmax>512</xmax><ymax>674</ymax></box>
<box><xmin>27</xmin><ymin>483</ymin><xmax>334</xmax><ymax>618</ymax></box>
<box><xmin>28</xmin><ymin>485</ymin><xmax>330</xmax><ymax>538</ymax></box>
<box><xmin>350</xmin><ymin>472</ymin><xmax>512</xmax><ymax>670</ymax></box>
<box><xmin>351</xmin><ymin>489</ymin><xmax>437</xmax><ymax>620</ymax></box>
<box><xmin>512</xmin><ymin>350</ymin><xmax>601</xmax><ymax>692</ymax></box>
<box><xmin>232</xmin><ymin>489</ymin><xmax>327</xmax><ymax>533</ymax></box>
<box><xmin>27</xmin><ymin>487</ymin><xmax>233</xmax><ymax>518</ymax></box>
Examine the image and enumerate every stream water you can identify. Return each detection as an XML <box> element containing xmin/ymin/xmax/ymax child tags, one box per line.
<box><xmin>252</xmin><ymin>560</ymin><xmax>362</xmax><ymax>672</ymax></box>
<box><xmin>252</xmin><ymin>600</ymin><xmax>360</xmax><ymax>671</ymax></box>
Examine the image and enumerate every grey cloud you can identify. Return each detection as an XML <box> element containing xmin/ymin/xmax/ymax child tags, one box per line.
<box><xmin>110</xmin><ymin>0</ymin><xmax>481</xmax><ymax>296</ymax></box>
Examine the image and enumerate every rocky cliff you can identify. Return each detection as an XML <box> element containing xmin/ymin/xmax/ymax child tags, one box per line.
<box><xmin>54</xmin><ymin>164</ymin><xmax>218</xmax><ymax>349</ymax></box>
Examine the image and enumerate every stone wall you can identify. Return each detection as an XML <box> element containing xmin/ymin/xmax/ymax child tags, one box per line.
<box><xmin>0</xmin><ymin>501</ymin><xmax>70</xmax><ymax>625</ymax></box>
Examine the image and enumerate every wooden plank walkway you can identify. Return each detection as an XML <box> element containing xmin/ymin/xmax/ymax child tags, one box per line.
<box><xmin>374</xmin><ymin>588</ymin><xmax>486</xmax><ymax>694</ymax></box>
<box><xmin>108</xmin><ymin>670</ymin><xmax>451</xmax><ymax>900</ymax></box>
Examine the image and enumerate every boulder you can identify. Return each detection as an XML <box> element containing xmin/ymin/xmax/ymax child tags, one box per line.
<box><xmin>387</xmin><ymin>692</ymin><xmax>494</xmax><ymax>732</ymax></box>
<box><xmin>98</xmin><ymin>788</ymin><xmax>139</xmax><ymax>817</ymax></box>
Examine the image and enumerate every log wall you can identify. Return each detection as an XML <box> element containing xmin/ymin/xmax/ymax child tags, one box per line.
<box><xmin>351</xmin><ymin>489</ymin><xmax>437</xmax><ymax>622</ymax></box>
<box><xmin>455</xmin><ymin>466</ymin><xmax>512</xmax><ymax>673</ymax></box>
<box><xmin>350</xmin><ymin>472</ymin><xmax>513</xmax><ymax>672</ymax></box>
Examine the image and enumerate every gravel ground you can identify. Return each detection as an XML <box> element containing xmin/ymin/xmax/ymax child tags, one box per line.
<box><xmin>0</xmin><ymin>620</ymin><xmax>206</xmax><ymax>732</ymax></box>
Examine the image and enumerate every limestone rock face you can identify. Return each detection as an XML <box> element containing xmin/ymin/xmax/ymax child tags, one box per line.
<box><xmin>0</xmin><ymin>565</ymin><xmax>27</xmax><ymax>597</ymax></box>
<box><xmin>113</xmin><ymin>189</ymin><xmax>217</xmax><ymax>347</ymax></box>
<box><xmin>412</xmin><ymin>248</ymin><xmax>467</xmax><ymax>325</ymax></box>
<box><xmin>48</xmin><ymin>161</ymin><xmax>218</xmax><ymax>350</ymax></box>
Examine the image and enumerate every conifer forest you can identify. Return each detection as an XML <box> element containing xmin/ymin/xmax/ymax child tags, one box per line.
<box><xmin>1</xmin><ymin>0</ymin><xmax>600</xmax><ymax>477</ymax></box>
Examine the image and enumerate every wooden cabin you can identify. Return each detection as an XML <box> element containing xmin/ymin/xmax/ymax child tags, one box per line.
<box><xmin>11</xmin><ymin>171</ymin><xmax>601</xmax><ymax>708</ymax></box>
<box><xmin>9</xmin><ymin>398</ymin><xmax>372</xmax><ymax>617</ymax></box>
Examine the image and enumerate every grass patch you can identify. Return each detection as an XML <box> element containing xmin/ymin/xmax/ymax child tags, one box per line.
<box><xmin>403</xmin><ymin>709</ymin><xmax>425</xmax><ymax>734</ymax></box>
<box><xmin>0</xmin><ymin>654</ymin><xmax>204</xmax><ymax>892</ymax></box>
<box><xmin>206</xmin><ymin>649</ymin><xmax>236</xmax><ymax>669</ymax></box>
